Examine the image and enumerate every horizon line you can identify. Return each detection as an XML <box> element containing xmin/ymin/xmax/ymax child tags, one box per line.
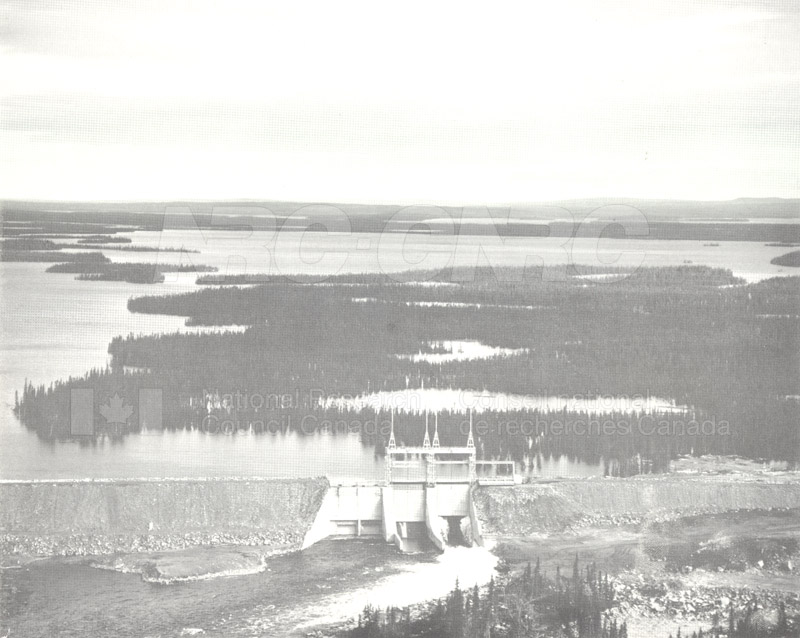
<box><xmin>2</xmin><ymin>195</ymin><xmax>798</xmax><ymax>208</ymax></box>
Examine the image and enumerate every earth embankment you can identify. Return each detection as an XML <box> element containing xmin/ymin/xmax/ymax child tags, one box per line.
<box><xmin>0</xmin><ymin>477</ymin><xmax>328</xmax><ymax>557</ymax></box>
<box><xmin>473</xmin><ymin>475</ymin><xmax>800</xmax><ymax>535</ymax></box>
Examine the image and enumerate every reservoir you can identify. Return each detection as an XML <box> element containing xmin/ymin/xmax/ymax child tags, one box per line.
<box><xmin>0</xmin><ymin>231</ymin><xmax>793</xmax><ymax>481</ymax></box>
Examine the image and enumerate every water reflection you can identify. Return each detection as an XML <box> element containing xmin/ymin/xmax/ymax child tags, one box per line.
<box><xmin>323</xmin><ymin>388</ymin><xmax>686</xmax><ymax>415</ymax></box>
<box><xmin>0</xmin><ymin>426</ymin><xmax>383</xmax><ymax>481</ymax></box>
<box><xmin>3</xmin><ymin>230</ymin><xmax>787</xmax><ymax>480</ymax></box>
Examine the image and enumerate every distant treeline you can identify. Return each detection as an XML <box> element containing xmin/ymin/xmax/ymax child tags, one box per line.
<box><xmin>1</xmin><ymin>221</ymin><xmax>136</xmax><ymax>236</ymax></box>
<box><xmin>15</xmin><ymin>266</ymin><xmax>800</xmax><ymax>469</ymax></box>
<box><xmin>45</xmin><ymin>262</ymin><xmax>217</xmax><ymax>284</ymax></box>
<box><xmin>4</xmin><ymin>205</ymin><xmax>800</xmax><ymax>242</ymax></box>
<box><xmin>415</xmin><ymin>220</ymin><xmax>800</xmax><ymax>243</ymax></box>
<box><xmin>1</xmin><ymin>251</ymin><xmax>109</xmax><ymax>263</ymax></box>
<box><xmin>1</xmin><ymin>238</ymin><xmax>61</xmax><ymax>251</ymax></box>
<box><xmin>77</xmin><ymin>244</ymin><xmax>199</xmax><ymax>253</ymax></box>
<box><xmin>1</xmin><ymin>230</ymin><xmax>195</xmax><ymax>255</ymax></box>
<box><xmin>195</xmin><ymin>271</ymin><xmax>461</xmax><ymax>286</ymax></box>
<box><xmin>46</xmin><ymin>262</ymin><xmax>215</xmax><ymax>274</ymax></box>
<box><xmin>547</xmin><ymin>220</ymin><xmax>800</xmax><ymax>243</ymax></box>
<box><xmin>194</xmin><ymin>265</ymin><xmax>739</xmax><ymax>288</ymax></box>
<box><xmin>0</xmin><ymin>229</ymin><xmax>214</xmax><ymax>281</ymax></box>
<box><xmin>76</xmin><ymin>235</ymin><xmax>133</xmax><ymax>244</ymax></box>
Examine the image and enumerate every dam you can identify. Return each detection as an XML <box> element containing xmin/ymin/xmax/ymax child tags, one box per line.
<box><xmin>0</xmin><ymin>413</ymin><xmax>514</xmax><ymax>558</ymax></box>
<box><xmin>302</xmin><ymin>412</ymin><xmax>515</xmax><ymax>552</ymax></box>
<box><xmin>5</xmin><ymin>411</ymin><xmax>796</xmax><ymax>561</ymax></box>
<box><xmin>3</xmin><ymin>467</ymin><xmax>799</xmax><ymax>560</ymax></box>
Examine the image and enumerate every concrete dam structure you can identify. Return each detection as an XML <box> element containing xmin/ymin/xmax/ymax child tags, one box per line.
<box><xmin>3</xmin><ymin>468</ymin><xmax>799</xmax><ymax>559</ymax></box>
<box><xmin>0</xmin><ymin>415</ymin><xmax>515</xmax><ymax>558</ymax></box>
<box><xmin>302</xmin><ymin>413</ymin><xmax>515</xmax><ymax>552</ymax></box>
<box><xmin>300</xmin><ymin>477</ymin><xmax>487</xmax><ymax>552</ymax></box>
<box><xmin>8</xmin><ymin>416</ymin><xmax>795</xmax><ymax>560</ymax></box>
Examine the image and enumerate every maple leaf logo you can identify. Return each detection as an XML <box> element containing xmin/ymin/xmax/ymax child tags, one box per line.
<box><xmin>99</xmin><ymin>393</ymin><xmax>134</xmax><ymax>425</ymax></box>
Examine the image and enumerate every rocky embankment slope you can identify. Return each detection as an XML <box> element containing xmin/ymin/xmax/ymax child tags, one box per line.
<box><xmin>478</xmin><ymin>470</ymin><xmax>800</xmax><ymax>638</ymax></box>
<box><xmin>0</xmin><ymin>477</ymin><xmax>328</xmax><ymax>558</ymax></box>
<box><xmin>473</xmin><ymin>473</ymin><xmax>800</xmax><ymax>535</ymax></box>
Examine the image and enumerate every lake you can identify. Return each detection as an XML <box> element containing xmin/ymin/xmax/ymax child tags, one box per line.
<box><xmin>107</xmin><ymin>229</ymin><xmax>796</xmax><ymax>283</ymax></box>
<box><xmin>0</xmin><ymin>230</ymin><xmax>795</xmax><ymax>480</ymax></box>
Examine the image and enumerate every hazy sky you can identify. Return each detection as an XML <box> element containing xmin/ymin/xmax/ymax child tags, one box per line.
<box><xmin>1</xmin><ymin>0</ymin><xmax>798</xmax><ymax>202</ymax></box>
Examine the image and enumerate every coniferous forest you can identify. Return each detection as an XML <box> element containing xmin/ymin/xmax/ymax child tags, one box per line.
<box><xmin>345</xmin><ymin>556</ymin><xmax>622</xmax><ymax>638</ymax></box>
<box><xmin>14</xmin><ymin>265</ymin><xmax>800</xmax><ymax>471</ymax></box>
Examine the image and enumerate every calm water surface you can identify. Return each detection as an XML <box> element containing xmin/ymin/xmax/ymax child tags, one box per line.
<box><xmin>1</xmin><ymin>231</ymin><xmax>794</xmax><ymax>480</ymax></box>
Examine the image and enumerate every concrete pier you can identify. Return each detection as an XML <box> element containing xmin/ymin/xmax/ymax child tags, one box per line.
<box><xmin>302</xmin><ymin>438</ymin><xmax>512</xmax><ymax>552</ymax></box>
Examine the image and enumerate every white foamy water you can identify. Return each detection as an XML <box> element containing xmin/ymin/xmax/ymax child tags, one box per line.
<box><xmin>285</xmin><ymin>546</ymin><xmax>498</xmax><ymax>632</ymax></box>
<box><xmin>397</xmin><ymin>340</ymin><xmax>528</xmax><ymax>363</ymax></box>
<box><xmin>323</xmin><ymin>388</ymin><xmax>686</xmax><ymax>414</ymax></box>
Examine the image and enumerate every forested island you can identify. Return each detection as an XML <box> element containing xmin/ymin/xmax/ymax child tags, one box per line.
<box><xmin>46</xmin><ymin>262</ymin><xmax>216</xmax><ymax>283</ymax></box>
<box><xmin>1</xmin><ymin>249</ymin><xmax>109</xmax><ymax>263</ymax></box>
<box><xmin>14</xmin><ymin>265</ymin><xmax>800</xmax><ymax>473</ymax></box>
<box><xmin>76</xmin><ymin>235</ymin><xmax>133</xmax><ymax>244</ymax></box>
<box><xmin>1</xmin><ymin>233</ymin><xmax>213</xmax><ymax>281</ymax></box>
<box><xmin>0</xmin><ymin>218</ymin><xmax>199</xmax><ymax>262</ymax></box>
<box><xmin>772</xmin><ymin>251</ymin><xmax>800</xmax><ymax>267</ymax></box>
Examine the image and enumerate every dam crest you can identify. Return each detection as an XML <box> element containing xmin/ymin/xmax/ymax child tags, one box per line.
<box><xmin>302</xmin><ymin>412</ymin><xmax>516</xmax><ymax>552</ymax></box>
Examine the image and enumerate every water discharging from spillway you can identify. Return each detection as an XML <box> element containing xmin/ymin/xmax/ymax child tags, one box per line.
<box><xmin>286</xmin><ymin>544</ymin><xmax>499</xmax><ymax>634</ymax></box>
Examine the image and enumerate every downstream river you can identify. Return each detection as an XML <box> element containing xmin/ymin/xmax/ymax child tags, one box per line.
<box><xmin>0</xmin><ymin>540</ymin><xmax>497</xmax><ymax>637</ymax></box>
